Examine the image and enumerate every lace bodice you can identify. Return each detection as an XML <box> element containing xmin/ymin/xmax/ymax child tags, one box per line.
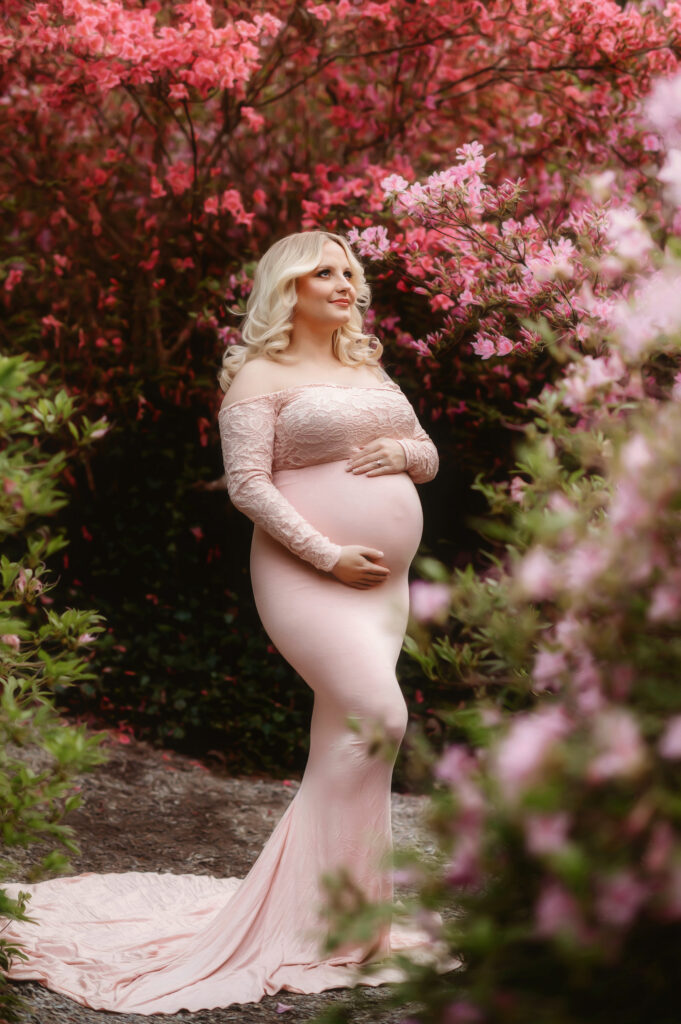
<box><xmin>217</xmin><ymin>380</ymin><xmax>439</xmax><ymax>572</ymax></box>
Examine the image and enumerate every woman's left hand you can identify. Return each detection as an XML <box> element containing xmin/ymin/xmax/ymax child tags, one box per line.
<box><xmin>346</xmin><ymin>437</ymin><xmax>407</xmax><ymax>476</ymax></box>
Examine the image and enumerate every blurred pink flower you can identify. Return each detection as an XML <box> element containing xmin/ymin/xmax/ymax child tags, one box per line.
<box><xmin>595</xmin><ymin>870</ymin><xmax>648</xmax><ymax>928</ymax></box>
<box><xmin>435</xmin><ymin>745</ymin><xmax>476</xmax><ymax>786</ymax></box>
<box><xmin>588</xmin><ymin>170</ymin><xmax>616</xmax><ymax>202</ymax></box>
<box><xmin>494</xmin><ymin>707</ymin><xmax>570</xmax><ymax>800</ymax></box>
<box><xmin>563</xmin><ymin>541</ymin><xmax>610</xmax><ymax>592</ymax></box>
<box><xmin>562</xmin><ymin>353</ymin><xmax>626</xmax><ymax>411</ymax></box>
<box><xmin>554</xmin><ymin>613</ymin><xmax>582</xmax><ymax>648</ymax></box>
<box><xmin>620</xmin><ymin>434</ymin><xmax>653</xmax><ymax>474</ymax></box>
<box><xmin>658</xmin><ymin>716</ymin><xmax>681</xmax><ymax>759</ymax></box>
<box><xmin>658</xmin><ymin>148</ymin><xmax>681</xmax><ymax>206</ymax></box>
<box><xmin>524</xmin><ymin>812</ymin><xmax>571</xmax><ymax>856</ymax></box>
<box><xmin>165</xmin><ymin>161</ymin><xmax>194</xmax><ymax>196</ymax></box>
<box><xmin>644</xmin><ymin>821</ymin><xmax>675</xmax><ymax>873</ymax></box>
<box><xmin>588</xmin><ymin>708</ymin><xmax>647</xmax><ymax>782</ymax></box>
<box><xmin>610</xmin><ymin>478</ymin><xmax>650</xmax><ymax>533</ymax></box>
<box><xmin>509</xmin><ymin>476</ymin><xmax>527</xmax><ymax>504</ymax></box>
<box><xmin>4</xmin><ymin>267</ymin><xmax>23</xmax><ymax>292</ymax></box>
<box><xmin>647</xmin><ymin>583</ymin><xmax>681</xmax><ymax>623</ymax></box>
<box><xmin>604</xmin><ymin>206</ymin><xmax>653</xmax><ymax>268</ymax></box>
<box><xmin>532</xmin><ymin>649</ymin><xmax>567</xmax><ymax>692</ymax></box>
<box><xmin>645</xmin><ymin>72</ymin><xmax>681</xmax><ymax>146</ymax></box>
<box><xmin>516</xmin><ymin>547</ymin><xmax>557</xmax><ymax>600</ymax></box>
<box><xmin>611</xmin><ymin>268</ymin><xmax>681</xmax><ymax>359</ymax></box>
<box><xmin>443</xmin><ymin>1000</ymin><xmax>484</xmax><ymax>1023</ymax></box>
<box><xmin>409</xmin><ymin>580</ymin><xmax>450</xmax><ymax>622</ymax></box>
<box><xmin>445</xmin><ymin>833</ymin><xmax>482</xmax><ymax>888</ymax></box>
<box><xmin>0</xmin><ymin>634</ymin><xmax>21</xmax><ymax>650</ymax></box>
<box><xmin>535</xmin><ymin>882</ymin><xmax>586</xmax><ymax>941</ymax></box>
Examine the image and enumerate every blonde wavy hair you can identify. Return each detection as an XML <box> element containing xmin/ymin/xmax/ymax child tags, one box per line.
<box><xmin>217</xmin><ymin>230</ymin><xmax>382</xmax><ymax>392</ymax></box>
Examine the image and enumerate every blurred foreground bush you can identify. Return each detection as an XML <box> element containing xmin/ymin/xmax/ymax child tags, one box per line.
<box><xmin>314</xmin><ymin>77</ymin><xmax>681</xmax><ymax>1024</ymax></box>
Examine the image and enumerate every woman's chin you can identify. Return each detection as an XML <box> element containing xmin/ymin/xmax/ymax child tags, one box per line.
<box><xmin>328</xmin><ymin>308</ymin><xmax>352</xmax><ymax>325</ymax></box>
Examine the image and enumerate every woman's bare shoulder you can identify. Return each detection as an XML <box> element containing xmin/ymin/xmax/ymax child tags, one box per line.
<box><xmin>221</xmin><ymin>358</ymin><xmax>283</xmax><ymax>409</ymax></box>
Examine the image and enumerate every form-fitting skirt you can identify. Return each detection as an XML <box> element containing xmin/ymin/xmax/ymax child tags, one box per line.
<box><xmin>1</xmin><ymin>463</ymin><xmax>432</xmax><ymax>1015</ymax></box>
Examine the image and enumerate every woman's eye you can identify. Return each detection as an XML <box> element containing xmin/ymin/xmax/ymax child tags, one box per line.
<box><xmin>344</xmin><ymin>271</ymin><xmax>353</xmax><ymax>279</ymax></box>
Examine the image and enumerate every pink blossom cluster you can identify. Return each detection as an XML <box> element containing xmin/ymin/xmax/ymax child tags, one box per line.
<box><xmin>356</xmin><ymin>145</ymin><xmax>620</xmax><ymax>366</ymax></box>
<box><xmin>12</xmin><ymin>0</ymin><xmax>279</xmax><ymax>101</ymax></box>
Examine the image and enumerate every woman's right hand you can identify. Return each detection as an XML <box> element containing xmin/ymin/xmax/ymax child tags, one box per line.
<box><xmin>330</xmin><ymin>546</ymin><xmax>390</xmax><ymax>589</ymax></box>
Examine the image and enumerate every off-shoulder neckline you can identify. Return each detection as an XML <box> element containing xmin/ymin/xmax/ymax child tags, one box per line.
<box><xmin>218</xmin><ymin>378</ymin><xmax>401</xmax><ymax>414</ymax></box>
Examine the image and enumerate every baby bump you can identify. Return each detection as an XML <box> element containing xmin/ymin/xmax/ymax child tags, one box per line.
<box><xmin>273</xmin><ymin>459</ymin><xmax>424</xmax><ymax>574</ymax></box>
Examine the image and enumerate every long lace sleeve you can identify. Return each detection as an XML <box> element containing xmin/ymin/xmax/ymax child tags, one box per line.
<box><xmin>397</xmin><ymin>419</ymin><xmax>439</xmax><ymax>484</ymax></box>
<box><xmin>218</xmin><ymin>395</ymin><xmax>342</xmax><ymax>573</ymax></box>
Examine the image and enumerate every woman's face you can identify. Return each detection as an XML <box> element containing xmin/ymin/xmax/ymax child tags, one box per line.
<box><xmin>294</xmin><ymin>240</ymin><xmax>357</xmax><ymax>330</ymax></box>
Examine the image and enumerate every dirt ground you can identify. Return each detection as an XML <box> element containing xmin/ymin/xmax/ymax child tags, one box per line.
<box><xmin>5</xmin><ymin>732</ymin><xmax>440</xmax><ymax>1024</ymax></box>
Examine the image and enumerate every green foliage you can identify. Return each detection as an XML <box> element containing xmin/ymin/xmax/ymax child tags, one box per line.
<box><xmin>0</xmin><ymin>355</ymin><xmax>108</xmax><ymax>1021</ymax></box>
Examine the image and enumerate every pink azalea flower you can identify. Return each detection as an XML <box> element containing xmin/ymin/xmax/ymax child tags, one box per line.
<box><xmin>645</xmin><ymin>72</ymin><xmax>681</xmax><ymax>146</ymax></box>
<box><xmin>471</xmin><ymin>335</ymin><xmax>496</xmax><ymax>360</ymax></box>
<box><xmin>381</xmin><ymin>173</ymin><xmax>410</xmax><ymax>195</ymax></box>
<box><xmin>610</xmin><ymin>479</ymin><xmax>650</xmax><ymax>533</ymax></box>
<box><xmin>532</xmin><ymin>649</ymin><xmax>567</xmax><ymax>692</ymax></box>
<box><xmin>409</xmin><ymin>580</ymin><xmax>450</xmax><ymax>622</ymax></box>
<box><xmin>443</xmin><ymin>999</ymin><xmax>484</xmax><ymax>1023</ymax></box>
<box><xmin>563</xmin><ymin>541</ymin><xmax>610</xmax><ymax>592</ymax></box>
<box><xmin>435</xmin><ymin>745</ymin><xmax>476</xmax><ymax>787</ymax></box>
<box><xmin>595</xmin><ymin>870</ymin><xmax>648</xmax><ymax>928</ymax></box>
<box><xmin>611</xmin><ymin>268</ymin><xmax>681</xmax><ymax>359</ymax></box>
<box><xmin>644</xmin><ymin>821</ymin><xmax>674</xmax><ymax>873</ymax></box>
<box><xmin>658</xmin><ymin>148</ymin><xmax>681</xmax><ymax>205</ymax></box>
<box><xmin>587</xmin><ymin>708</ymin><xmax>647</xmax><ymax>783</ymax></box>
<box><xmin>509</xmin><ymin>475</ymin><xmax>527</xmax><ymax>504</ymax></box>
<box><xmin>493</xmin><ymin>707</ymin><xmax>570</xmax><ymax>801</ymax></box>
<box><xmin>4</xmin><ymin>267</ymin><xmax>23</xmax><ymax>292</ymax></box>
<box><xmin>524</xmin><ymin>812</ymin><xmax>571</xmax><ymax>856</ymax></box>
<box><xmin>659</xmin><ymin>716</ymin><xmax>681</xmax><ymax>759</ymax></box>
<box><xmin>620</xmin><ymin>434</ymin><xmax>653</xmax><ymax>474</ymax></box>
<box><xmin>168</xmin><ymin>83</ymin><xmax>189</xmax><ymax>101</ymax></box>
<box><xmin>516</xmin><ymin>547</ymin><xmax>557</xmax><ymax>600</ymax></box>
<box><xmin>605</xmin><ymin>206</ymin><xmax>654</xmax><ymax>267</ymax></box>
<box><xmin>648</xmin><ymin>583</ymin><xmax>681</xmax><ymax>623</ymax></box>
<box><xmin>166</xmin><ymin>161</ymin><xmax>194</xmax><ymax>196</ymax></box>
<box><xmin>445</xmin><ymin>832</ymin><xmax>482</xmax><ymax>888</ymax></box>
<box><xmin>534</xmin><ymin>881</ymin><xmax>586</xmax><ymax>941</ymax></box>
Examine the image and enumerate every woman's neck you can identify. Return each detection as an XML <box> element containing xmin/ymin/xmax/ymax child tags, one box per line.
<box><xmin>287</xmin><ymin>322</ymin><xmax>337</xmax><ymax>364</ymax></box>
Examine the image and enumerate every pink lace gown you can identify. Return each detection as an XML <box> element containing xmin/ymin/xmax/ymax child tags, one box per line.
<box><xmin>2</xmin><ymin>378</ymin><xmax>439</xmax><ymax>1014</ymax></box>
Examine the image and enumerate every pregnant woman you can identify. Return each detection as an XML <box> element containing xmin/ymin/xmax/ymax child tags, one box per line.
<box><xmin>1</xmin><ymin>230</ymin><xmax>439</xmax><ymax>1014</ymax></box>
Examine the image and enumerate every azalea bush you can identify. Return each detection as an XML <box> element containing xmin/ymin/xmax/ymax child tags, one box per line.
<box><xmin>313</xmin><ymin>72</ymin><xmax>681</xmax><ymax>1024</ymax></box>
<box><xmin>0</xmin><ymin>355</ymin><xmax>108</xmax><ymax>1022</ymax></box>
